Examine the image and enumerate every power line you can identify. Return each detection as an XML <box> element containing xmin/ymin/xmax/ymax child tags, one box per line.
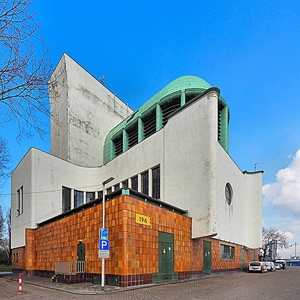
<box><xmin>2</xmin><ymin>183</ymin><xmax>104</xmax><ymax>197</ymax></box>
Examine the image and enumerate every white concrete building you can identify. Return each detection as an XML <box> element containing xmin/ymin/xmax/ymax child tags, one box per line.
<box><xmin>11</xmin><ymin>53</ymin><xmax>263</xmax><ymax>253</ymax></box>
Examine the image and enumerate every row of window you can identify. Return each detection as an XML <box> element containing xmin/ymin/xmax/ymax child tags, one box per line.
<box><xmin>112</xmin><ymin>94</ymin><xmax>199</xmax><ymax>159</ymax></box>
<box><xmin>104</xmin><ymin>90</ymin><xmax>229</xmax><ymax>164</ymax></box>
<box><xmin>62</xmin><ymin>165</ymin><xmax>160</xmax><ymax>213</ymax></box>
<box><xmin>220</xmin><ymin>245</ymin><xmax>255</xmax><ymax>260</ymax></box>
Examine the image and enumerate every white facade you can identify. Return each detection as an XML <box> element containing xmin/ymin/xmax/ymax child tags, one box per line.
<box><xmin>11</xmin><ymin>54</ymin><xmax>262</xmax><ymax>250</ymax></box>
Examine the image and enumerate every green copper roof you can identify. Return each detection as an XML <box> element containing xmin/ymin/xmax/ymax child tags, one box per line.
<box><xmin>105</xmin><ymin>75</ymin><xmax>211</xmax><ymax>137</ymax></box>
<box><xmin>103</xmin><ymin>76</ymin><xmax>229</xmax><ymax>164</ymax></box>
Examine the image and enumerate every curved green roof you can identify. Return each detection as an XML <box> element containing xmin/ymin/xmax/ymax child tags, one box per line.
<box><xmin>106</xmin><ymin>76</ymin><xmax>212</xmax><ymax>137</ymax></box>
<box><xmin>103</xmin><ymin>75</ymin><xmax>229</xmax><ymax>164</ymax></box>
<box><xmin>135</xmin><ymin>75</ymin><xmax>211</xmax><ymax>117</ymax></box>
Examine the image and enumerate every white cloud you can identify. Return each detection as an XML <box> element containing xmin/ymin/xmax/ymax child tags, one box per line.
<box><xmin>263</xmin><ymin>148</ymin><xmax>300</xmax><ymax>214</ymax></box>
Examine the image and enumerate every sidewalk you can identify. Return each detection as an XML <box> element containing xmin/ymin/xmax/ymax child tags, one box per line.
<box><xmin>1</xmin><ymin>272</ymin><xmax>192</xmax><ymax>295</ymax></box>
<box><xmin>0</xmin><ymin>272</ymin><xmax>124</xmax><ymax>295</ymax></box>
<box><xmin>0</xmin><ymin>270</ymin><xmax>241</xmax><ymax>296</ymax></box>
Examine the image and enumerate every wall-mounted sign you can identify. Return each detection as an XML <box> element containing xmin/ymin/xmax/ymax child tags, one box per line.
<box><xmin>100</xmin><ymin>228</ymin><xmax>108</xmax><ymax>240</ymax></box>
<box><xmin>136</xmin><ymin>213</ymin><xmax>150</xmax><ymax>226</ymax></box>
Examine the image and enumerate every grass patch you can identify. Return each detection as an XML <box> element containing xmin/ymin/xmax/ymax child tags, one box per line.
<box><xmin>0</xmin><ymin>265</ymin><xmax>12</xmax><ymax>272</ymax></box>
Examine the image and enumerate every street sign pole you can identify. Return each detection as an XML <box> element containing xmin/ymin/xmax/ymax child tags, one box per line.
<box><xmin>101</xmin><ymin>177</ymin><xmax>114</xmax><ymax>291</ymax></box>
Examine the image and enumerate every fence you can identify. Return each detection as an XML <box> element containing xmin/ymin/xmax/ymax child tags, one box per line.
<box><xmin>55</xmin><ymin>261</ymin><xmax>85</xmax><ymax>275</ymax></box>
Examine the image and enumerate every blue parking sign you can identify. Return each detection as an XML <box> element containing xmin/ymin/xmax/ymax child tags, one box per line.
<box><xmin>99</xmin><ymin>239</ymin><xmax>110</xmax><ymax>250</ymax></box>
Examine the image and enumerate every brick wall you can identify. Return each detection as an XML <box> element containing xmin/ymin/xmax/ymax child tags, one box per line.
<box><xmin>23</xmin><ymin>195</ymin><xmax>192</xmax><ymax>276</ymax></box>
<box><xmin>12</xmin><ymin>194</ymin><xmax>259</xmax><ymax>286</ymax></box>
<box><xmin>12</xmin><ymin>246</ymin><xmax>25</xmax><ymax>270</ymax></box>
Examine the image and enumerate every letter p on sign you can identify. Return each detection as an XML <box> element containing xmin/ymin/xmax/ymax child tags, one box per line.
<box><xmin>99</xmin><ymin>239</ymin><xmax>110</xmax><ymax>250</ymax></box>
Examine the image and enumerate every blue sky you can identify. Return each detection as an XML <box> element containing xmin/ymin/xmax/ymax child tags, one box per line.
<box><xmin>2</xmin><ymin>0</ymin><xmax>300</xmax><ymax>257</ymax></box>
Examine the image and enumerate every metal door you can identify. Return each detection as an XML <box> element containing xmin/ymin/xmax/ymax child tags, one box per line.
<box><xmin>77</xmin><ymin>242</ymin><xmax>85</xmax><ymax>261</ymax></box>
<box><xmin>240</xmin><ymin>248</ymin><xmax>245</xmax><ymax>271</ymax></box>
<box><xmin>158</xmin><ymin>232</ymin><xmax>174</xmax><ymax>277</ymax></box>
<box><xmin>203</xmin><ymin>240</ymin><xmax>211</xmax><ymax>276</ymax></box>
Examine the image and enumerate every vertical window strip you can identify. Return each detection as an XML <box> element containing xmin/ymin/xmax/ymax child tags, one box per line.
<box><xmin>161</xmin><ymin>97</ymin><xmax>181</xmax><ymax>127</ymax></box>
<box><xmin>152</xmin><ymin>166</ymin><xmax>160</xmax><ymax>199</ymax></box>
<box><xmin>131</xmin><ymin>175</ymin><xmax>138</xmax><ymax>191</ymax></box>
<box><xmin>122</xmin><ymin>179</ymin><xmax>128</xmax><ymax>189</ymax></box>
<box><xmin>97</xmin><ymin>190</ymin><xmax>103</xmax><ymax>200</ymax></box>
<box><xmin>142</xmin><ymin>109</ymin><xmax>156</xmax><ymax>138</ymax></box>
<box><xmin>114</xmin><ymin>183</ymin><xmax>120</xmax><ymax>191</ymax></box>
<box><xmin>62</xmin><ymin>186</ymin><xmax>71</xmax><ymax>213</ymax></box>
<box><xmin>74</xmin><ymin>190</ymin><xmax>84</xmax><ymax>208</ymax></box>
<box><xmin>141</xmin><ymin>171</ymin><xmax>149</xmax><ymax>195</ymax></box>
<box><xmin>86</xmin><ymin>192</ymin><xmax>95</xmax><ymax>203</ymax></box>
<box><xmin>17</xmin><ymin>186</ymin><xmax>23</xmax><ymax>216</ymax></box>
<box><xmin>127</xmin><ymin>122</ymin><xmax>138</xmax><ymax>148</ymax></box>
<box><xmin>113</xmin><ymin>134</ymin><xmax>123</xmax><ymax>157</ymax></box>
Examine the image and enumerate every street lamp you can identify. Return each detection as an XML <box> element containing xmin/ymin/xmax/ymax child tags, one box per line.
<box><xmin>101</xmin><ymin>176</ymin><xmax>114</xmax><ymax>291</ymax></box>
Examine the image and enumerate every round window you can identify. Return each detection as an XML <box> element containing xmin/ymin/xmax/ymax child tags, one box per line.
<box><xmin>225</xmin><ymin>183</ymin><xmax>233</xmax><ymax>205</ymax></box>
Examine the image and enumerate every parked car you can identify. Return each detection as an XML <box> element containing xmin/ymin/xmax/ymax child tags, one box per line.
<box><xmin>274</xmin><ymin>262</ymin><xmax>282</xmax><ymax>270</ymax></box>
<box><xmin>264</xmin><ymin>261</ymin><xmax>275</xmax><ymax>271</ymax></box>
<box><xmin>248</xmin><ymin>261</ymin><xmax>268</xmax><ymax>273</ymax></box>
<box><xmin>275</xmin><ymin>259</ymin><xmax>286</xmax><ymax>269</ymax></box>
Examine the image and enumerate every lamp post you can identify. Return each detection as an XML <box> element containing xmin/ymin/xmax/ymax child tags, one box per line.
<box><xmin>101</xmin><ymin>176</ymin><xmax>114</xmax><ymax>291</ymax></box>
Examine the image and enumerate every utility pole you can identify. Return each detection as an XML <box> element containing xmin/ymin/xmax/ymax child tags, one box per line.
<box><xmin>292</xmin><ymin>242</ymin><xmax>297</xmax><ymax>257</ymax></box>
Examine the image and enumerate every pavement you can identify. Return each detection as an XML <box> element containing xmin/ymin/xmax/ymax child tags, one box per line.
<box><xmin>1</xmin><ymin>272</ymin><xmax>121</xmax><ymax>295</ymax></box>
<box><xmin>2</xmin><ymin>268</ymin><xmax>300</xmax><ymax>300</ymax></box>
<box><xmin>0</xmin><ymin>271</ymin><xmax>229</xmax><ymax>295</ymax></box>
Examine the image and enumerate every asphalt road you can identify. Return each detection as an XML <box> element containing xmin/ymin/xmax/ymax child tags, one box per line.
<box><xmin>1</xmin><ymin>267</ymin><xmax>299</xmax><ymax>299</ymax></box>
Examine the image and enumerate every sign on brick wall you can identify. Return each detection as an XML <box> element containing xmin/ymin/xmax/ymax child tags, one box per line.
<box><xmin>136</xmin><ymin>213</ymin><xmax>150</xmax><ymax>226</ymax></box>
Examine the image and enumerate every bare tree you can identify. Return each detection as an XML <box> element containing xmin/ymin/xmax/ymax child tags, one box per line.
<box><xmin>0</xmin><ymin>136</ymin><xmax>10</xmax><ymax>186</ymax></box>
<box><xmin>0</xmin><ymin>203</ymin><xmax>10</xmax><ymax>264</ymax></box>
<box><xmin>0</xmin><ymin>0</ymin><xmax>55</xmax><ymax>139</ymax></box>
<box><xmin>262</xmin><ymin>227</ymin><xmax>289</xmax><ymax>260</ymax></box>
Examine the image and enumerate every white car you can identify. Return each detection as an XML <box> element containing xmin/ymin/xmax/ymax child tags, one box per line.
<box><xmin>275</xmin><ymin>260</ymin><xmax>286</xmax><ymax>269</ymax></box>
<box><xmin>248</xmin><ymin>261</ymin><xmax>268</xmax><ymax>273</ymax></box>
<box><xmin>274</xmin><ymin>262</ymin><xmax>282</xmax><ymax>270</ymax></box>
<box><xmin>264</xmin><ymin>261</ymin><xmax>275</xmax><ymax>271</ymax></box>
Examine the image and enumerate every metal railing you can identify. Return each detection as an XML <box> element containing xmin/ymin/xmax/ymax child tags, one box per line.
<box><xmin>55</xmin><ymin>261</ymin><xmax>85</xmax><ymax>275</ymax></box>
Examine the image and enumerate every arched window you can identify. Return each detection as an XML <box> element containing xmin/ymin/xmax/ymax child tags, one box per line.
<box><xmin>225</xmin><ymin>183</ymin><xmax>233</xmax><ymax>205</ymax></box>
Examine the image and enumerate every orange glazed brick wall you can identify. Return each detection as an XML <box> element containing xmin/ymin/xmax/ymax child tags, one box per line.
<box><xmin>22</xmin><ymin>194</ymin><xmax>259</xmax><ymax>285</ymax></box>
<box><xmin>12</xmin><ymin>247</ymin><xmax>25</xmax><ymax>270</ymax></box>
<box><xmin>25</xmin><ymin>195</ymin><xmax>193</xmax><ymax>277</ymax></box>
<box><xmin>193</xmin><ymin>237</ymin><xmax>259</xmax><ymax>272</ymax></box>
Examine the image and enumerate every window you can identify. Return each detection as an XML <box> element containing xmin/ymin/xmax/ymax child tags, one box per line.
<box><xmin>122</xmin><ymin>179</ymin><xmax>128</xmax><ymax>189</ymax></box>
<box><xmin>161</xmin><ymin>97</ymin><xmax>180</xmax><ymax>126</ymax></box>
<box><xmin>97</xmin><ymin>190</ymin><xmax>103</xmax><ymax>200</ymax></box>
<box><xmin>142</xmin><ymin>109</ymin><xmax>156</xmax><ymax>139</ymax></box>
<box><xmin>131</xmin><ymin>175</ymin><xmax>138</xmax><ymax>191</ymax></box>
<box><xmin>225</xmin><ymin>183</ymin><xmax>233</xmax><ymax>205</ymax></box>
<box><xmin>86</xmin><ymin>192</ymin><xmax>95</xmax><ymax>203</ymax></box>
<box><xmin>17</xmin><ymin>186</ymin><xmax>23</xmax><ymax>216</ymax></box>
<box><xmin>220</xmin><ymin>244</ymin><xmax>235</xmax><ymax>259</ymax></box>
<box><xmin>74</xmin><ymin>190</ymin><xmax>84</xmax><ymax>208</ymax></box>
<box><xmin>114</xmin><ymin>183</ymin><xmax>120</xmax><ymax>191</ymax></box>
<box><xmin>127</xmin><ymin>122</ymin><xmax>138</xmax><ymax>148</ymax></box>
<box><xmin>62</xmin><ymin>186</ymin><xmax>71</xmax><ymax>213</ymax></box>
<box><xmin>113</xmin><ymin>134</ymin><xmax>123</xmax><ymax>157</ymax></box>
<box><xmin>152</xmin><ymin>166</ymin><xmax>160</xmax><ymax>199</ymax></box>
<box><xmin>141</xmin><ymin>171</ymin><xmax>149</xmax><ymax>195</ymax></box>
<box><xmin>106</xmin><ymin>187</ymin><xmax>112</xmax><ymax>195</ymax></box>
